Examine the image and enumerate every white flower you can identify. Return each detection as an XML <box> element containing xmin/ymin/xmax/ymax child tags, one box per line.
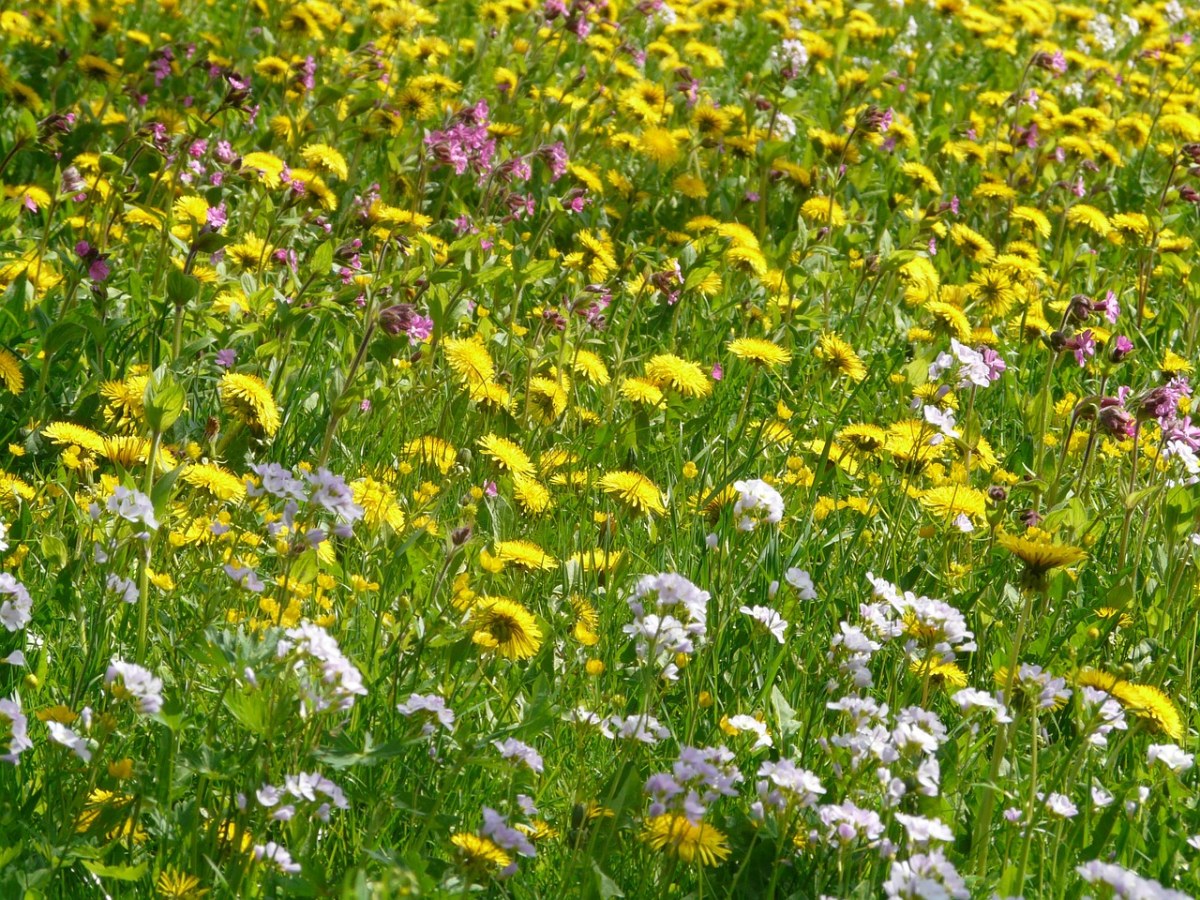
<box><xmin>785</xmin><ymin>567</ymin><xmax>817</xmax><ymax>599</ymax></box>
<box><xmin>105</xmin><ymin>659</ymin><xmax>164</xmax><ymax>715</ymax></box>
<box><xmin>0</xmin><ymin>573</ymin><xmax>32</xmax><ymax>633</ymax></box>
<box><xmin>894</xmin><ymin>813</ymin><xmax>954</xmax><ymax>846</ymax></box>
<box><xmin>1148</xmin><ymin>743</ymin><xmax>1194</xmax><ymax>773</ymax></box>
<box><xmin>1042</xmin><ymin>792</ymin><xmax>1078</xmax><ymax>818</ymax></box>
<box><xmin>600</xmin><ymin>714</ymin><xmax>670</xmax><ymax>744</ymax></box>
<box><xmin>726</xmin><ymin>714</ymin><xmax>773</xmax><ymax>749</ymax></box>
<box><xmin>740</xmin><ymin>605</ymin><xmax>788</xmax><ymax>643</ymax></box>
<box><xmin>0</xmin><ymin>694</ymin><xmax>31</xmax><ymax>765</ymax></box>
<box><xmin>922</xmin><ymin>405</ymin><xmax>959</xmax><ymax>441</ymax></box>
<box><xmin>950</xmin><ymin>339</ymin><xmax>991</xmax><ymax>388</ymax></box>
<box><xmin>732</xmin><ymin>478</ymin><xmax>785</xmax><ymax>531</ymax></box>
<box><xmin>951</xmin><ymin>688</ymin><xmax>1012</xmax><ymax>724</ymax></box>
<box><xmin>47</xmin><ymin>721</ymin><xmax>92</xmax><ymax>762</ymax></box>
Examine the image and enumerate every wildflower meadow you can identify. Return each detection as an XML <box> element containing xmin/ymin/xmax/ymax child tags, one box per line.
<box><xmin>3</xmin><ymin>0</ymin><xmax>1200</xmax><ymax>896</ymax></box>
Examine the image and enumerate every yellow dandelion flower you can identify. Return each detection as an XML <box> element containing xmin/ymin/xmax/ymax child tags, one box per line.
<box><xmin>471</xmin><ymin>597</ymin><xmax>543</xmax><ymax>659</ymax></box>
<box><xmin>645</xmin><ymin>354</ymin><xmax>711</xmax><ymax>398</ymax></box>
<box><xmin>909</xmin><ymin>656</ymin><xmax>968</xmax><ymax>689</ymax></box>
<box><xmin>450</xmin><ymin>832</ymin><xmax>512</xmax><ymax>871</ymax></box>
<box><xmin>403</xmin><ymin>436</ymin><xmax>458</xmax><ymax>474</ymax></box>
<box><xmin>800</xmin><ymin>196</ymin><xmax>847</xmax><ymax>227</ymax></box>
<box><xmin>493</xmin><ymin>539</ymin><xmax>557</xmax><ymax>571</ymax></box>
<box><xmin>43</xmin><ymin>422</ymin><xmax>106</xmax><ymax>455</ymax></box>
<box><xmin>352</xmin><ymin>477</ymin><xmax>406</xmax><ymax>530</ymax></box>
<box><xmin>919</xmin><ymin>485</ymin><xmax>989</xmax><ymax>523</ymax></box>
<box><xmin>443</xmin><ymin>335</ymin><xmax>495</xmax><ymax>387</ymax></box>
<box><xmin>640</xmin><ymin>127</ymin><xmax>680</xmax><ymax>165</ymax></box>
<box><xmin>300</xmin><ymin>142</ymin><xmax>349</xmax><ymax>180</ymax></box>
<box><xmin>183</xmin><ymin>463</ymin><xmax>246</xmax><ymax>501</ymax></box>
<box><xmin>0</xmin><ymin>349</ymin><xmax>23</xmax><ymax>394</ymax></box>
<box><xmin>218</xmin><ymin>373</ymin><xmax>281</xmax><ymax>436</ymax></box>
<box><xmin>727</xmin><ymin>337</ymin><xmax>791</xmax><ymax>368</ymax></box>
<box><xmin>642</xmin><ymin>815</ymin><xmax>730</xmax><ymax>867</ymax></box>
<box><xmin>621</xmin><ymin>377</ymin><xmax>665</xmax><ymax>407</ymax></box>
<box><xmin>949</xmin><ymin>223</ymin><xmax>996</xmax><ymax>262</ymax></box>
<box><xmin>513</xmin><ymin>472</ymin><xmax>554</xmax><ymax>513</ymax></box>
<box><xmin>156</xmin><ymin>867</ymin><xmax>208</xmax><ymax>899</ymax></box>
<box><xmin>477</xmin><ymin>433</ymin><xmax>534</xmax><ymax>477</ymax></box>
<box><xmin>599</xmin><ymin>470</ymin><xmax>667</xmax><ymax>516</ymax></box>
<box><xmin>815</xmin><ymin>332</ymin><xmax>867</xmax><ymax>382</ymax></box>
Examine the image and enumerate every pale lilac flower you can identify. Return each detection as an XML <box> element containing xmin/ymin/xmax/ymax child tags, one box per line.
<box><xmin>254</xmin><ymin>841</ymin><xmax>301</xmax><ymax>874</ymax></box>
<box><xmin>726</xmin><ymin>715</ymin><xmax>773</xmax><ymax>749</ymax></box>
<box><xmin>105</xmin><ymin>659</ymin><xmax>164</xmax><ymax>715</ymax></box>
<box><xmin>277</xmin><ymin>622</ymin><xmax>367</xmax><ymax>713</ymax></box>
<box><xmin>785</xmin><ymin>567</ymin><xmax>817</xmax><ymax>599</ymax></box>
<box><xmin>884</xmin><ymin>849</ymin><xmax>968</xmax><ymax>899</ymax></box>
<box><xmin>397</xmin><ymin>693</ymin><xmax>455</xmax><ymax>734</ymax></box>
<box><xmin>48</xmin><ymin>721</ymin><xmax>91</xmax><ymax>762</ymax></box>
<box><xmin>0</xmin><ymin>695</ymin><xmax>31</xmax><ymax>764</ymax></box>
<box><xmin>107</xmin><ymin>487</ymin><xmax>160</xmax><ymax>531</ymax></box>
<box><xmin>1148</xmin><ymin>743</ymin><xmax>1194</xmax><ymax>773</ymax></box>
<box><xmin>732</xmin><ymin>478</ymin><xmax>785</xmax><ymax>531</ymax></box>
<box><xmin>0</xmin><ymin>573</ymin><xmax>32</xmax><ymax>632</ymax></box>
<box><xmin>1042</xmin><ymin>792</ymin><xmax>1078</xmax><ymax>818</ymax></box>
<box><xmin>894</xmin><ymin>813</ymin><xmax>954</xmax><ymax>846</ymax></box>
<box><xmin>740</xmin><ymin>605</ymin><xmax>788</xmax><ymax>643</ymax></box>
<box><xmin>494</xmin><ymin>737</ymin><xmax>544</xmax><ymax>774</ymax></box>
<box><xmin>1077</xmin><ymin>861</ymin><xmax>1191</xmax><ymax>899</ymax></box>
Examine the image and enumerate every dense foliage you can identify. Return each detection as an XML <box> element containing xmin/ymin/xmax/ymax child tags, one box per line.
<box><xmin>1</xmin><ymin>0</ymin><xmax>1200</xmax><ymax>896</ymax></box>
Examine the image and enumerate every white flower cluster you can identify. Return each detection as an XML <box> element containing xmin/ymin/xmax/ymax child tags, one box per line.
<box><xmin>106</xmin><ymin>659</ymin><xmax>164</xmax><ymax>715</ymax></box>
<box><xmin>732</xmin><ymin>479</ymin><xmax>784</xmax><ymax>532</ymax></box>
<box><xmin>0</xmin><ymin>694</ymin><xmax>31</xmax><ymax>765</ymax></box>
<box><xmin>0</xmin><ymin>573</ymin><xmax>32</xmax><ymax>632</ymax></box>
<box><xmin>256</xmin><ymin>770</ymin><xmax>349</xmax><ymax>822</ymax></box>
<box><xmin>624</xmin><ymin>573</ymin><xmax>710</xmax><ymax>681</ymax></box>
<box><xmin>277</xmin><ymin>621</ymin><xmax>368</xmax><ymax>714</ymax></box>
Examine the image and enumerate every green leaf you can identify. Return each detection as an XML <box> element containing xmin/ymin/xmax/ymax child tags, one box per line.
<box><xmin>223</xmin><ymin>691</ymin><xmax>268</xmax><ymax>735</ymax></box>
<box><xmin>39</xmin><ymin>535</ymin><xmax>68</xmax><ymax>570</ymax></box>
<box><xmin>310</xmin><ymin>240</ymin><xmax>334</xmax><ymax>276</ymax></box>
<box><xmin>80</xmin><ymin>861</ymin><xmax>147</xmax><ymax>882</ymax></box>
<box><xmin>150</xmin><ymin>464</ymin><xmax>186</xmax><ymax>520</ymax></box>
<box><xmin>0</xmin><ymin>842</ymin><xmax>23</xmax><ymax>871</ymax></box>
<box><xmin>592</xmin><ymin>862</ymin><xmax>625</xmax><ymax>898</ymax></box>
<box><xmin>166</xmin><ymin>270</ymin><xmax>199</xmax><ymax>306</ymax></box>
<box><xmin>289</xmin><ymin>548</ymin><xmax>320</xmax><ymax>585</ymax></box>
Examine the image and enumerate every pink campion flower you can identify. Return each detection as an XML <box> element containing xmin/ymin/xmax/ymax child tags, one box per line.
<box><xmin>949</xmin><ymin>195</ymin><xmax>960</xmax><ymax>215</ymax></box>
<box><xmin>1095</xmin><ymin>290</ymin><xmax>1120</xmax><ymax>323</ymax></box>
<box><xmin>928</xmin><ymin>236</ymin><xmax>938</xmax><ymax>256</ymax></box>
<box><xmin>484</xmin><ymin>481</ymin><xmax>498</xmax><ymax>498</ymax></box>
<box><xmin>982</xmin><ymin>347</ymin><xmax>1006</xmax><ymax>381</ymax></box>
<box><xmin>711</xmin><ymin>363</ymin><xmax>723</xmax><ymax>381</ymax></box>
<box><xmin>1065</xmin><ymin>330</ymin><xmax>1096</xmax><ymax>366</ymax></box>
<box><xmin>206</xmin><ymin>203</ymin><xmax>227</xmax><ymax>230</ymax></box>
<box><xmin>1111</xmin><ymin>334</ymin><xmax>1134</xmax><ymax>362</ymax></box>
<box><xmin>1073</xmin><ymin>176</ymin><xmax>1086</xmax><ymax>196</ymax></box>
